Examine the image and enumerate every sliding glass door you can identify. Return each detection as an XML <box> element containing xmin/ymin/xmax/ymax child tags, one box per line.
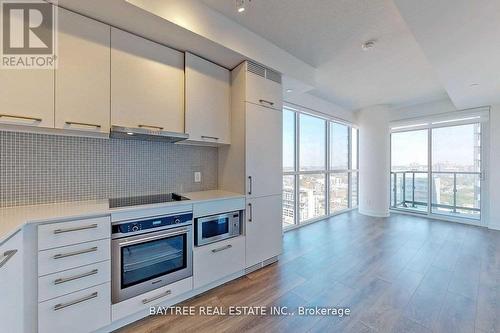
<box><xmin>282</xmin><ymin>106</ymin><xmax>358</xmax><ymax>229</ymax></box>
<box><xmin>431</xmin><ymin>124</ymin><xmax>481</xmax><ymax>219</ymax></box>
<box><xmin>390</xmin><ymin>121</ymin><xmax>483</xmax><ymax>222</ymax></box>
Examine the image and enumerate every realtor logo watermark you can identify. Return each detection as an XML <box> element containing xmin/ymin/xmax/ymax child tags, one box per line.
<box><xmin>1</xmin><ymin>0</ymin><xmax>57</xmax><ymax>69</ymax></box>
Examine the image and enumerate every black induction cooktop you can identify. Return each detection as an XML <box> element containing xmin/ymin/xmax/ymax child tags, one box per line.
<box><xmin>108</xmin><ymin>193</ymin><xmax>190</xmax><ymax>209</ymax></box>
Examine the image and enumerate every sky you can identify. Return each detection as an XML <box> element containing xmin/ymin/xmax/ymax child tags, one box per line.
<box><xmin>391</xmin><ymin>124</ymin><xmax>479</xmax><ymax>170</ymax></box>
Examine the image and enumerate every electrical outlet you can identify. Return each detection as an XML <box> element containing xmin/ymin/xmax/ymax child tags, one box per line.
<box><xmin>194</xmin><ymin>172</ymin><xmax>201</xmax><ymax>183</ymax></box>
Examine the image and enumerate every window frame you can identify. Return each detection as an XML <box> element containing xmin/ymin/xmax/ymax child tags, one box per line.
<box><xmin>282</xmin><ymin>106</ymin><xmax>358</xmax><ymax>230</ymax></box>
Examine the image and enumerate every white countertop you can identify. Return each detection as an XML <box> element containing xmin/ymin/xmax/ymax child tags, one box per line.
<box><xmin>0</xmin><ymin>190</ymin><xmax>244</xmax><ymax>244</ymax></box>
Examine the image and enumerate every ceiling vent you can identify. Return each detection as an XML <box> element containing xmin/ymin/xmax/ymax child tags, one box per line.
<box><xmin>247</xmin><ymin>61</ymin><xmax>281</xmax><ymax>84</ymax></box>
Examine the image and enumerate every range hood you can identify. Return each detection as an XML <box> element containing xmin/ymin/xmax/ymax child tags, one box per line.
<box><xmin>110</xmin><ymin>126</ymin><xmax>189</xmax><ymax>143</ymax></box>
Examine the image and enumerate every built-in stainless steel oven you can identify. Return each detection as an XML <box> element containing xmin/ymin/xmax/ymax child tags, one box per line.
<box><xmin>111</xmin><ymin>212</ymin><xmax>193</xmax><ymax>303</ymax></box>
<box><xmin>195</xmin><ymin>211</ymin><xmax>241</xmax><ymax>246</ymax></box>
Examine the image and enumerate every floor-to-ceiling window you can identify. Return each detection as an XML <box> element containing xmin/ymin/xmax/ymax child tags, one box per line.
<box><xmin>390</xmin><ymin>112</ymin><xmax>485</xmax><ymax>223</ymax></box>
<box><xmin>282</xmin><ymin>106</ymin><xmax>358</xmax><ymax>229</ymax></box>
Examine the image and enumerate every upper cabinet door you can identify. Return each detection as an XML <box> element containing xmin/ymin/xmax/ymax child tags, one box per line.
<box><xmin>245</xmin><ymin>62</ymin><xmax>283</xmax><ymax>111</ymax></box>
<box><xmin>0</xmin><ymin>5</ymin><xmax>54</xmax><ymax>129</ymax></box>
<box><xmin>185</xmin><ymin>52</ymin><xmax>230</xmax><ymax>145</ymax></box>
<box><xmin>110</xmin><ymin>28</ymin><xmax>184</xmax><ymax>133</ymax></box>
<box><xmin>245</xmin><ymin>103</ymin><xmax>283</xmax><ymax>198</ymax></box>
<box><xmin>55</xmin><ymin>8</ymin><xmax>110</xmax><ymax>133</ymax></box>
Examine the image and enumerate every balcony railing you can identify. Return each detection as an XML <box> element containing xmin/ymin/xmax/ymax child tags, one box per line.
<box><xmin>390</xmin><ymin>170</ymin><xmax>481</xmax><ymax>217</ymax></box>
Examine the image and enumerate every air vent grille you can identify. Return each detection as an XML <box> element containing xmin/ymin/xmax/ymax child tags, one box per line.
<box><xmin>247</xmin><ymin>61</ymin><xmax>266</xmax><ymax>78</ymax></box>
<box><xmin>246</xmin><ymin>61</ymin><xmax>282</xmax><ymax>84</ymax></box>
<box><xmin>245</xmin><ymin>263</ymin><xmax>262</xmax><ymax>275</ymax></box>
<box><xmin>263</xmin><ymin>256</ymin><xmax>279</xmax><ymax>267</ymax></box>
<box><xmin>266</xmin><ymin>69</ymin><xmax>282</xmax><ymax>84</ymax></box>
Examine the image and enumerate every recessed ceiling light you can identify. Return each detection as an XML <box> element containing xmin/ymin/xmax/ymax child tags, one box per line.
<box><xmin>286</xmin><ymin>89</ymin><xmax>293</xmax><ymax>93</ymax></box>
<box><xmin>127</xmin><ymin>132</ymin><xmax>134</xmax><ymax>135</ymax></box>
<box><xmin>236</xmin><ymin>0</ymin><xmax>248</xmax><ymax>13</ymax></box>
<box><xmin>362</xmin><ymin>39</ymin><xmax>376</xmax><ymax>51</ymax></box>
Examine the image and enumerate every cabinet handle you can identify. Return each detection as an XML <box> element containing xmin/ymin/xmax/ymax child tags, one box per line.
<box><xmin>248</xmin><ymin>203</ymin><xmax>253</xmax><ymax>222</ymax></box>
<box><xmin>53</xmin><ymin>224</ymin><xmax>98</xmax><ymax>234</ymax></box>
<box><xmin>142</xmin><ymin>290</ymin><xmax>172</xmax><ymax>304</ymax></box>
<box><xmin>54</xmin><ymin>269</ymin><xmax>99</xmax><ymax>285</ymax></box>
<box><xmin>212</xmin><ymin>244</ymin><xmax>232</xmax><ymax>253</ymax></box>
<box><xmin>248</xmin><ymin>176</ymin><xmax>253</xmax><ymax>195</ymax></box>
<box><xmin>201</xmin><ymin>135</ymin><xmax>219</xmax><ymax>141</ymax></box>
<box><xmin>53</xmin><ymin>246</ymin><xmax>98</xmax><ymax>260</ymax></box>
<box><xmin>259</xmin><ymin>99</ymin><xmax>275</xmax><ymax>107</ymax></box>
<box><xmin>138</xmin><ymin>124</ymin><xmax>164</xmax><ymax>130</ymax></box>
<box><xmin>0</xmin><ymin>114</ymin><xmax>42</xmax><ymax>122</ymax></box>
<box><xmin>54</xmin><ymin>292</ymin><xmax>98</xmax><ymax>311</ymax></box>
<box><xmin>0</xmin><ymin>250</ymin><xmax>17</xmax><ymax>269</ymax></box>
<box><xmin>65</xmin><ymin>121</ymin><xmax>101</xmax><ymax>128</ymax></box>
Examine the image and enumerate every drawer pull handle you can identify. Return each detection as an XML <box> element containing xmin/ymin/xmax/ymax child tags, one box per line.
<box><xmin>54</xmin><ymin>269</ymin><xmax>99</xmax><ymax>285</ymax></box>
<box><xmin>259</xmin><ymin>99</ymin><xmax>275</xmax><ymax>106</ymax></box>
<box><xmin>53</xmin><ymin>224</ymin><xmax>98</xmax><ymax>234</ymax></box>
<box><xmin>142</xmin><ymin>290</ymin><xmax>172</xmax><ymax>304</ymax></box>
<box><xmin>248</xmin><ymin>203</ymin><xmax>253</xmax><ymax>222</ymax></box>
<box><xmin>0</xmin><ymin>250</ymin><xmax>17</xmax><ymax>269</ymax></box>
<box><xmin>54</xmin><ymin>292</ymin><xmax>98</xmax><ymax>311</ymax></box>
<box><xmin>138</xmin><ymin>124</ymin><xmax>164</xmax><ymax>130</ymax></box>
<box><xmin>65</xmin><ymin>121</ymin><xmax>101</xmax><ymax>128</ymax></box>
<box><xmin>53</xmin><ymin>246</ymin><xmax>98</xmax><ymax>260</ymax></box>
<box><xmin>201</xmin><ymin>135</ymin><xmax>219</xmax><ymax>141</ymax></box>
<box><xmin>212</xmin><ymin>244</ymin><xmax>232</xmax><ymax>253</ymax></box>
<box><xmin>248</xmin><ymin>176</ymin><xmax>253</xmax><ymax>195</ymax></box>
<box><xmin>0</xmin><ymin>114</ymin><xmax>42</xmax><ymax>122</ymax></box>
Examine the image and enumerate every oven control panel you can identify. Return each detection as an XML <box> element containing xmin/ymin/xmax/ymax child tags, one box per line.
<box><xmin>112</xmin><ymin>212</ymin><xmax>193</xmax><ymax>235</ymax></box>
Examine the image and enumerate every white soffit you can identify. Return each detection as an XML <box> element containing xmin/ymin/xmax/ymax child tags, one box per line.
<box><xmin>200</xmin><ymin>0</ymin><xmax>446</xmax><ymax>110</ymax></box>
<box><xmin>125</xmin><ymin>0</ymin><xmax>316</xmax><ymax>87</ymax></box>
<box><xmin>394</xmin><ymin>0</ymin><xmax>500</xmax><ymax>109</ymax></box>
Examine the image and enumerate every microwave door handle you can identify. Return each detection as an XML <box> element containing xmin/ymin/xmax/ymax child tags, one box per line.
<box><xmin>118</xmin><ymin>228</ymin><xmax>189</xmax><ymax>247</ymax></box>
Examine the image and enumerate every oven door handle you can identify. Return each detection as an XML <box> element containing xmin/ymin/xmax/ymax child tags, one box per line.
<box><xmin>118</xmin><ymin>228</ymin><xmax>189</xmax><ymax>247</ymax></box>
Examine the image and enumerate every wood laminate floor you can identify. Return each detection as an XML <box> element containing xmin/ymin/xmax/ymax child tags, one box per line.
<box><xmin>117</xmin><ymin>212</ymin><xmax>500</xmax><ymax>333</ymax></box>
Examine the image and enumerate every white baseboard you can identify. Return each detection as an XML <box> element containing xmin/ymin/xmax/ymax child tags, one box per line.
<box><xmin>488</xmin><ymin>224</ymin><xmax>500</xmax><ymax>231</ymax></box>
<box><xmin>358</xmin><ymin>208</ymin><xmax>390</xmax><ymax>218</ymax></box>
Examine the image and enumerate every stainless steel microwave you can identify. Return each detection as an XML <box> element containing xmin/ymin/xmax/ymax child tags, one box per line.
<box><xmin>195</xmin><ymin>211</ymin><xmax>241</xmax><ymax>246</ymax></box>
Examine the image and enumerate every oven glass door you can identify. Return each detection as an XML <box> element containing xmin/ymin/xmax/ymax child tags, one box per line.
<box><xmin>202</xmin><ymin>217</ymin><xmax>230</xmax><ymax>239</ymax></box>
<box><xmin>121</xmin><ymin>232</ymin><xmax>187</xmax><ymax>289</ymax></box>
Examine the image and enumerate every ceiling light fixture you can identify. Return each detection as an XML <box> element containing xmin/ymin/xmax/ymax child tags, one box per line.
<box><xmin>236</xmin><ymin>0</ymin><xmax>249</xmax><ymax>13</ymax></box>
<box><xmin>286</xmin><ymin>89</ymin><xmax>293</xmax><ymax>93</ymax></box>
<box><xmin>362</xmin><ymin>39</ymin><xmax>376</xmax><ymax>51</ymax></box>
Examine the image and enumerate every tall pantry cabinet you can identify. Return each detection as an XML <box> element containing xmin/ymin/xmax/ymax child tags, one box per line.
<box><xmin>219</xmin><ymin>61</ymin><xmax>283</xmax><ymax>270</ymax></box>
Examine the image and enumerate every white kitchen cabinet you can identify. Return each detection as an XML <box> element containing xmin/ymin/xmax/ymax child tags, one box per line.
<box><xmin>245</xmin><ymin>62</ymin><xmax>283</xmax><ymax>111</ymax></box>
<box><xmin>0</xmin><ymin>231</ymin><xmax>24</xmax><ymax>333</ymax></box>
<box><xmin>193</xmin><ymin>236</ymin><xmax>245</xmax><ymax>288</ymax></box>
<box><xmin>0</xmin><ymin>67</ymin><xmax>54</xmax><ymax>128</ymax></box>
<box><xmin>111</xmin><ymin>28</ymin><xmax>184</xmax><ymax>133</ymax></box>
<box><xmin>185</xmin><ymin>52</ymin><xmax>231</xmax><ymax>145</ymax></box>
<box><xmin>55</xmin><ymin>8</ymin><xmax>110</xmax><ymax>133</ymax></box>
<box><xmin>38</xmin><ymin>282</ymin><xmax>111</xmax><ymax>333</ymax></box>
<box><xmin>245</xmin><ymin>103</ymin><xmax>283</xmax><ymax>198</ymax></box>
<box><xmin>245</xmin><ymin>195</ymin><xmax>283</xmax><ymax>268</ymax></box>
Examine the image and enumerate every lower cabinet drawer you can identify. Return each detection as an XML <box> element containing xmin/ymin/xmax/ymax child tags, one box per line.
<box><xmin>38</xmin><ymin>261</ymin><xmax>111</xmax><ymax>302</ymax></box>
<box><xmin>38</xmin><ymin>282</ymin><xmax>111</xmax><ymax>333</ymax></box>
<box><xmin>112</xmin><ymin>277</ymin><xmax>192</xmax><ymax>321</ymax></box>
<box><xmin>193</xmin><ymin>236</ymin><xmax>245</xmax><ymax>289</ymax></box>
<box><xmin>38</xmin><ymin>239</ymin><xmax>110</xmax><ymax>276</ymax></box>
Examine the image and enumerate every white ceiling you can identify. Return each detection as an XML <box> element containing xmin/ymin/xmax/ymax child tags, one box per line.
<box><xmin>394</xmin><ymin>0</ymin><xmax>500</xmax><ymax>109</ymax></box>
<box><xmin>200</xmin><ymin>0</ymin><xmax>447</xmax><ymax>110</ymax></box>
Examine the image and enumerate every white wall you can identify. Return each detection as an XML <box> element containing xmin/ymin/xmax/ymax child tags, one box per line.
<box><xmin>488</xmin><ymin>104</ymin><xmax>500</xmax><ymax>230</ymax></box>
<box><xmin>284</xmin><ymin>92</ymin><xmax>354</xmax><ymax>123</ymax></box>
<box><xmin>389</xmin><ymin>98</ymin><xmax>500</xmax><ymax>230</ymax></box>
<box><xmin>357</xmin><ymin>105</ymin><xmax>391</xmax><ymax>217</ymax></box>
